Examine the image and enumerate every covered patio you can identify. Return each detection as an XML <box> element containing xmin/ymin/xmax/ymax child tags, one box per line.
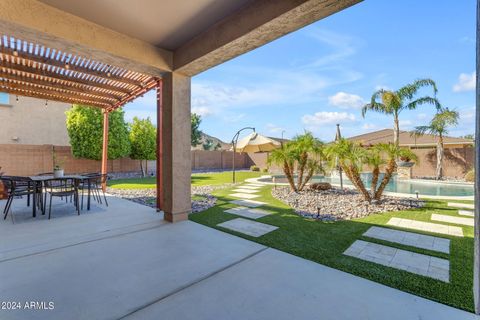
<box><xmin>1</xmin><ymin>197</ymin><xmax>477</xmax><ymax>320</ymax></box>
<box><xmin>0</xmin><ymin>0</ymin><xmax>479</xmax><ymax>319</ymax></box>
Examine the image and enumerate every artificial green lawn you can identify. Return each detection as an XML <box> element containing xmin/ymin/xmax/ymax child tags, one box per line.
<box><xmin>107</xmin><ymin>171</ymin><xmax>264</xmax><ymax>189</ymax></box>
<box><xmin>189</xmin><ymin>185</ymin><xmax>475</xmax><ymax>312</ymax></box>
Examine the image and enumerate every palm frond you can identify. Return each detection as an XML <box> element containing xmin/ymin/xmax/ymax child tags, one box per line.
<box><xmin>397</xmin><ymin>78</ymin><xmax>438</xmax><ymax>100</ymax></box>
<box><xmin>405</xmin><ymin>96</ymin><xmax>442</xmax><ymax>111</ymax></box>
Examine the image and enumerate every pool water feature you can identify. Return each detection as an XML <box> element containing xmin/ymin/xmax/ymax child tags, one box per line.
<box><xmin>262</xmin><ymin>173</ymin><xmax>473</xmax><ymax>197</ymax></box>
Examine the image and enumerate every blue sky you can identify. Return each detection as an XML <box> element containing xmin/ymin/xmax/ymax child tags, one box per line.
<box><xmin>125</xmin><ymin>0</ymin><xmax>476</xmax><ymax>142</ymax></box>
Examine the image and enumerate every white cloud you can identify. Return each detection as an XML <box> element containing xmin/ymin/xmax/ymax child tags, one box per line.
<box><xmin>362</xmin><ymin>123</ymin><xmax>377</xmax><ymax>130</ymax></box>
<box><xmin>453</xmin><ymin>72</ymin><xmax>476</xmax><ymax>92</ymax></box>
<box><xmin>417</xmin><ymin>113</ymin><xmax>428</xmax><ymax>120</ymax></box>
<box><xmin>459</xmin><ymin>106</ymin><xmax>475</xmax><ymax>124</ymax></box>
<box><xmin>399</xmin><ymin>120</ymin><xmax>413</xmax><ymax>128</ymax></box>
<box><xmin>305</xmin><ymin>29</ymin><xmax>361</xmax><ymax>68</ymax></box>
<box><xmin>191</xmin><ymin>106</ymin><xmax>213</xmax><ymax>117</ymax></box>
<box><xmin>328</xmin><ymin>92</ymin><xmax>365</xmax><ymax>109</ymax></box>
<box><xmin>375</xmin><ymin>85</ymin><xmax>391</xmax><ymax>91</ymax></box>
<box><xmin>265</xmin><ymin>123</ymin><xmax>284</xmax><ymax>134</ymax></box>
<box><xmin>302</xmin><ymin>111</ymin><xmax>356</xmax><ymax>127</ymax></box>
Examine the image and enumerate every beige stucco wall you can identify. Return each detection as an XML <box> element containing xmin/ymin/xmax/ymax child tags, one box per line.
<box><xmin>0</xmin><ymin>94</ymin><xmax>70</xmax><ymax>146</ymax></box>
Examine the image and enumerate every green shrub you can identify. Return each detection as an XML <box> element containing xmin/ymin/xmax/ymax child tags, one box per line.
<box><xmin>250</xmin><ymin>165</ymin><xmax>260</xmax><ymax>172</ymax></box>
<box><xmin>262</xmin><ymin>168</ymin><xmax>269</xmax><ymax>173</ymax></box>
<box><xmin>465</xmin><ymin>169</ymin><xmax>475</xmax><ymax>182</ymax></box>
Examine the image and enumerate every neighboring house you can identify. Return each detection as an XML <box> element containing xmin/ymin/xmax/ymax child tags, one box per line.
<box><xmin>0</xmin><ymin>93</ymin><xmax>71</xmax><ymax>146</ymax></box>
<box><xmin>347</xmin><ymin>129</ymin><xmax>474</xmax><ymax>178</ymax></box>
<box><xmin>348</xmin><ymin>128</ymin><xmax>474</xmax><ymax>149</ymax></box>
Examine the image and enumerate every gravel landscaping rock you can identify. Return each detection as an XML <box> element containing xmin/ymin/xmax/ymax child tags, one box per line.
<box><xmin>107</xmin><ymin>184</ymin><xmax>231</xmax><ymax>213</ymax></box>
<box><xmin>271</xmin><ymin>186</ymin><xmax>424</xmax><ymax>221</ymax></box>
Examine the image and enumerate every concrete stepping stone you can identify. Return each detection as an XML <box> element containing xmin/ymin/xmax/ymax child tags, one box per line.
<box><xmin>224</xmin><ymin>206</ymin><xmax>271</xmax><ymax>219</ymax></box>
<box><xmin>344</xmin><ymin>240</ymin><xmax>449</xmax><ymax>282</ymax></box>
<box><xmin>387</xmin><ymin>217</ymin><xmax>463</xmax><ymax>237</ymax></box>
<box><xmin>217</xmin><ymin>218</ymin><xmax>278</xmax><ymax>237</ymax></box>
<box><xmin>229</xmin><ymin>193</ymin><xmax>260</xmax><ymax>199</ymax></box>
<box><xmin>458</xmin><ymin>210</ymin><xmax>474</xmax><ymax>217</ymax></box>
<box><xmin>232</xmin><ymin>188</ymin><xmax>260</xmax><ymax>194</ymax></box>
<box><xmin>238</xmin><ymin>185</ymin><xmax>263</xmax><ymax>190</ymax></box>
<box><xmin>363</xmin><ymin>226</ymin><xmax>450</xmax><ymax>254</ymax></box>
<box><xmin>431</xmin><ymin>214</ymin><xmax>474</xmax><ymax>227</ymax></box>
<box><xmin>448</xmin><ymin>202</ymin><xmax>474</xmax><ymax>210</ymax></box>
<box><xmin>243</xmin><ymin>184</ymin><xmax>265</xmax><ymax>187</ymax></box>
<box><xmin>229</xmin><ymin>199</ymin><xmax>266</xmax><ymax>208</ymax></box>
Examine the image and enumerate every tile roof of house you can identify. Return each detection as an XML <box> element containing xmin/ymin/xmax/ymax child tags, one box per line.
<box><xmin>347</xmin><ymin>129</ymin><xmax>473</xmax><ymax>147</ymax></box>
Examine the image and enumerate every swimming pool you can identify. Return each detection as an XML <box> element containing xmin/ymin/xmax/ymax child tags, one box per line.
<box><xmin>259</xmin><ymin>173</ymin><xmax>474</xmax><ymax>197</ymax></box>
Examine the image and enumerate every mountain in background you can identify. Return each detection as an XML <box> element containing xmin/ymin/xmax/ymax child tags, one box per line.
<box><xmin>192</xmin><ymin>132</ymin><xmax>231</xmax><ymax>151</ymax></box>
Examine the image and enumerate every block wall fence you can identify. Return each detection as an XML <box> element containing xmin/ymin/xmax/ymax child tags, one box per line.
<box><xmin>0</xmin><ymin>144</ymin><xmax>473</xmax><ymax>179</ymax></box>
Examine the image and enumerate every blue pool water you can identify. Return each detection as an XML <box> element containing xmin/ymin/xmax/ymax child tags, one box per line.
<box><xmin>263</xmin><ymin>173</ymin><xmax>474</xmax><ymax>197</ymax></box>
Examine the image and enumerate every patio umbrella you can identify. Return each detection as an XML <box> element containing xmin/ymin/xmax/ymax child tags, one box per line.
<box><xmin>233</xmin><ymin>132</ymin><xmax>281</xmax><ymax>153</ymax></box>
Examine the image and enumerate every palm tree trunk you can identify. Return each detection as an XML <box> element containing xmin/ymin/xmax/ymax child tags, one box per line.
<box><xmin>436</xmin><ymin>135</ymin><xmax>444</xmax><ymax>180</ymax></box>
<box><xmin>296</xmin><ymin>153</ymin><xmax>307</xmax><ymax>188</ymax></box>
<box><xmin>343</xmin><ymin>165</ymin><xmax>371</xmax><ymax>202</ymax></box>
<box><xmin>374</xmin><ymin>160</ymin><xmax>396</xmax><ymax>200</ymax></box>
<box><xmin>299</xmin><ymin>167</ymin><xmax>315</xmax><ymax>191</ymax></box>
<box><xmin>283</xmin><ymin>160</ymin><xmax>297</xmax><ymax>192</ymax></box>
<box><xmin>393</xmin><ymin>113</ymin><xmax>400</xmax><ymax>147</ymax></box>
<box><xmin>371</xmin><ymin>166</ymin><xmax>380</xmax><ymax>197</ymax></box>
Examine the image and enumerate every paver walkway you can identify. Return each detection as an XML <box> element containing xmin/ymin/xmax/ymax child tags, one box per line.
<box><xmin>225</xmin><ymin>207</ymin><xmax>271</xmax><ymax>219</ymax></box>
<box><xmin>363</xmin><ymin>226</ymin><xmax>450</xmax><ymax>254</ymax></box>
<box><xmin>448</xmin><ymin>202</ymin><xmax>474</xmax><ymax>210</ymax></box>
<box><xmin>217</xmin><ymin>218</ymin><xmax>278</xmax><ymax>237</ymax></box>
<box><xmin>387</xmin><ymin>217</ymin><xmax>464</xmax><ymax>237</ymax></box>
<box><xmin>230</xmin><ymin>199</ymin><xmax>266</xmax><ymax>208</ymax></box>
<box><xmin>459</xmin><ymin>210</ymin><xmax>475</xmax><ymax>217</ymax></box>
<box><xmin>229</xmin><ymin>193</ymin><xmax>260</xmax><ymax>199</ymax></box>
<box><xmin>344</xmin><ymin>240</ymin><xmax>450</xmax><ymax>282</ymax></box>
<box><xmin>232</xmin><ymin>188</ymin><xmax>260</xmax><ymax>194</ymax></box>
<box><xmin>431</xmin><ymin>214</ymin><xmax>474</xmax><ymax>227</ymax></box>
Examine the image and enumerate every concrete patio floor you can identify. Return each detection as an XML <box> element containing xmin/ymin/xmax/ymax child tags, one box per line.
<box><xmin>0</xmin><ymin>195</ymin><xmax>478</xmax><ymax>320</ymax></box>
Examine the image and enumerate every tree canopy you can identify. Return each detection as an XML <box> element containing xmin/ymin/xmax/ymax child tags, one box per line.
<box><xmin>65</xmin><ymin>105</ymin><xmax>131</xmax><ymax>160</ymax></box>
<box><xmin>362</xmin><ymin>79</ymin><xmax>440</xmax><ymax>146</ymax></box>
<box><xmin>191</xmin><ymin>113</ymin><xmax>202</xmax><ymax>147</ymax></box>
<box><xmin>129</xmin><ymin>117</ymin><xmax>157</xmax><ymax>161</ymax></box>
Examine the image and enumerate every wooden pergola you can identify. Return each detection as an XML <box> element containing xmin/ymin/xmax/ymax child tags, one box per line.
<box><xmin>0</xmin><ymin>35</ymin><xmax>164</xmax><ymax>210</ymax></box>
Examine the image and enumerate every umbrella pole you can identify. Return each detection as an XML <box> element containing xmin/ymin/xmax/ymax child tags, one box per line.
<box><xmin>231</xmin><ymin>127</ymin><xmax>256</xmax><ymax>184</ymax></box>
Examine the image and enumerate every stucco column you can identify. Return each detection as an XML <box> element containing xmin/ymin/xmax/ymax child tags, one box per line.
<box><xmin>160</xmin><ymin>72</ymin><xmax>191</xmax><ymax>222</ymax></box>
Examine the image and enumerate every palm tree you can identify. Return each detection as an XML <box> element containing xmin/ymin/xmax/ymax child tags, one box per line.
<box><xmin>325</xmin><ymin>139</ymin><xmax>371</xmax><ymax>202</ymax></box>
<box><xmin>364</xmin><ymin>145</ymin><xmax>385</xmax><ymax>197</ymax></box>
<box><xmin>362</xmin><ymin>79</ymin><xmax>441</xmax><ymax>146</ymax></box>
<box><xmin>291</xmin><ymin>132</ymin><xmax>324</xmax><ymax>191</ymax></box>
<box><xmin>268</xmin><ymin>143</ymin><xmax>297</xmax><ymax>192</ymax></box>
<box><xmin>372</xmin><ymin>143</ymin><xmax>418</xmax><ymax>200</ymax></box>
<box><xmin>268</xmin><ymin>132</ymin><xmax>324</xmax><ymax>192</ymax></box>
<box><xmin>413</xmin><ymin>108</ymin><xmax>459</xmax><ymax>180</ymax></box>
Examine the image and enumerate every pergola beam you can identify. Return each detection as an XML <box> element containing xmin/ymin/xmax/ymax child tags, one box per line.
<box><xmin>0</xmin><ymin>58</ymin><xmax>132</xmax><ymax>95</ymax></box>
<box><xmin>0</xmin><ymin>83</ymin><xmax>108</xmax><ymax>108</ymax></box>
<box><xmin>0</xmin><ymin>69</ymin><xmax>122</xmax><ymax>101</ymax></box>
<box><xmin>0</xmin><ymin>78</ymin><xmax>115</xmax><ymax>105</ymax></box>
<box><xmin>0</xmin><ymin>46</ymin><xmax>143</xmax><ymax>88</ymax></box>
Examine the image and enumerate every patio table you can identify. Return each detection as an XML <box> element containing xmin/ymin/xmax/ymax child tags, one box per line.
<box><xmin>29</xmin><ymin>175</ymin><xmax>92</xmax><ymax>216</ymax></box>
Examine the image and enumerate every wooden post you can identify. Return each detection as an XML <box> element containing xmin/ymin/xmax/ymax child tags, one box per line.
<box><xmin>101</xmin><ymin>109</ymin><xmax>109</xmax><ymax>191</ymax></box>
<box><xmin>156</xmin><ymin>79</ymin><xmax>163</xmax><ymax>212</ymax></box>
